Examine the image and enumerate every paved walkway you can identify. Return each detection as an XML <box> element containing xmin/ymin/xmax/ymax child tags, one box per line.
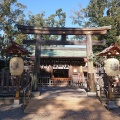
<box><xmin>0</xmin><ymin>86</ymin><xmax>120</xmax><ymax>120</ymax></box>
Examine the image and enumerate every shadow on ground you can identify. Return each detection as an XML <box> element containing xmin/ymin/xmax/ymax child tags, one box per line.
<box><xmin>0</xmin><ymin>86</ymin><xmax>120</xmax><ymax>120</ymax></box>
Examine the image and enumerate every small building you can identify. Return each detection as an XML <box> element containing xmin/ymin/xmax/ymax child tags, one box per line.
<box><xmin>29</xmin><ymin>46</ymin><xmax>88</xmax><ymax>86</ymax></box>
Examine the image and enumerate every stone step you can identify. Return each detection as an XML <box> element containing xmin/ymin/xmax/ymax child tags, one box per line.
<box><xmin>107</xmin><ymin>100</ymin><xmax>119</xmax><ymax>110</ymax></box>
<box><xmin>0</xmin><ymin>97</ymin><xmax>24</xmax><ymax>105</ymax></box>
<box><xmin>0</xmin><ymin>95</ymin><xmax>26</xmax><ymax>105</ymax></box>
<box><xmin>100</xmin><ymin>96</ymin><xmax>120</xmax><ymax>108</ymax></box>
<box><xmin>0</xmin><ymin>97</ymin><xmax>14</xmax><ymax>105</ymax></box>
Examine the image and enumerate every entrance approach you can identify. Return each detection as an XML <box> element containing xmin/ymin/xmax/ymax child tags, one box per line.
<box><xmin>17</xmin><ymin>25</ymin><xmax>111</xmax><ymax>93</ymax></box>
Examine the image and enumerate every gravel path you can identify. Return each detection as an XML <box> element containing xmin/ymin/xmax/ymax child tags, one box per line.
<box><xmin>0</xmin><ymin>103</ymin><xmax>120</xmax><ymax>120</ymax></box>
<box><xmin>0</xmin><ymin>87</ymin><xmax>120</xmax><ymax>120</ymax></box>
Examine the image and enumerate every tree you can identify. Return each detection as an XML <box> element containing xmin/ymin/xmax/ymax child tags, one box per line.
<box><xmin>70</xmin><ymin>4</ymin><xmax>90</xmax><ymax>41</ymax></box>
<box><xmin>0</xmin><ymin>0</ymin><xmax>28</xmax><ymax>65</ymax></box>
<box><xmin>87</xmin><ymin>0</ymin><xmax>107</xmax><ymax>26</ymax></box>
<box><xmin>26</xmin><ymin>8</ymin><xmax>66</xmax><ymax>41</ymax></box>
<box><xmin>0</xmin><ymin>0</ymin><xmax>27</xmax><ymax>42</ymax></box>
<box><xmin>89</xmin><ymin>0</ymin><xmax>120</xmax><ymax>51</ymax></box>
<box><xmin>70</xmin><ymin>0</ymin><xmax>120</xmax><ymax>53</ymax></box>
<box><xmin>70</xmin><ymin>4</ymin><xmax>89</xmax><ymax>27</ymax></box>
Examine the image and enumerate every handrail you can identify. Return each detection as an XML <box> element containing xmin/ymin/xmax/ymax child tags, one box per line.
<box><xmin>23</xmin><ymin>81</ymin><xmax>32</xmax><ymax>93</ymax></box>
<box><xmin>95</xmin><ymin>82</ymin><xmax>109</xmax><ymax>102</ymax></box>
<box><xmin>23</xmin><ymin>80</ymin><xmax>32</xmax><ymax>106</ymax></box>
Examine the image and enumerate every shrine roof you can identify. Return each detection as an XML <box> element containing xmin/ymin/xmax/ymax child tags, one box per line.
<box><xmin>96</xmin><ymin>42</ymin><xmax>120</xmax><ymax>57</ymax></box>
<box><xmin>32</xmin><ymin>47</ymin><xmax>87</xmax><ymax>58</ymax></box>
<box><xmin>4</xmin><ymin>42</ymin><xmax>31</xmax><ymax>55</ymax></box>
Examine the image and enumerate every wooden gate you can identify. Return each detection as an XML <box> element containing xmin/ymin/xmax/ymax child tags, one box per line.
<box><xmin>39</xmin><ymin>75</ymin><xmax>71</xmax><ymax>86</ymax></box>
<box><xmin>39</xmin><ymin>74</ymin><xmax>87</xmax><ymax>87</ymax></box>
<box><xmin>71</xmin><ymin>75</ymin><xmax>87</xmax><ymax>88</ymax></box>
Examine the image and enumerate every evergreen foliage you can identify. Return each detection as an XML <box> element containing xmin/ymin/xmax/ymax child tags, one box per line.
<box><xmin>0</xmin><ymin>0</ymin><xmax>120</xmax><ymax>58</ymax></box>
<box><xmin>71</xmin><ymin>0</ymin><xmax>120</xmax><ymax>53</ymax></box>
<box><xmin>0</xmin><ymin>1</ymin><xmax>66</xmax><ymax>58</ymax></box>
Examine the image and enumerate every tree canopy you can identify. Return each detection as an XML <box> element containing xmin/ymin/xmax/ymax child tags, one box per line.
<box><xmin>71</xmin><ymin>0</ymin><xmax>120</xmax><ymax>53</ymax></box>
<box><xmin>0</xmin><ymin>0</ymin><xmax>66</xmax><ymax>58</ymax></box>
<box><xmin>0</xmin><ymin>0</ymin><xmax>120</xmax><ymax>57</ymax></box>
<box><xmin>26</xmin><ymin>8</ymin><xmax>66</xmax><ymax>40</ymax></box>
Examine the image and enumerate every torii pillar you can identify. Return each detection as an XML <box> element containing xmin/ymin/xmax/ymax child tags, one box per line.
<box><xmin>86</xmin><ymin>33</ymin><xmax>95</xmax><ymax>92</ymax></box>
<box><xmin>32</xmin><ymin>34</ymin><xmax>41</xmax><ymax>94</ymax></box>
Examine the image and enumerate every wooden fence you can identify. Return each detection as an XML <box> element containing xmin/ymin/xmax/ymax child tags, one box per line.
<box><xmin>71</xmin><ymin>75</ymin><xmax>87</xmax><ymax>88</ymax></box>
<box><xmin>0</xmin><ymin>69</ymin><xmax>31</xmax><ymax>94</ymax></box>
<box><xmin>0</xmin><ymin>69</ymin><xmax>14</xmax><ymax>93</ymax></box>
<box><xmin>39</xmin><ymin>75</ymin><xmax>87</xmax><ymax>88</ymax></box>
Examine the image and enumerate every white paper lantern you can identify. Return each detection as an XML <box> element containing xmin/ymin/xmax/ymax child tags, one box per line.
<box><xmin>104</xmin><ymin>58</ymin><xmax>119</xmax><ymax>76</ymax></box>
<box><xmin>10</xmin><ymin>57</ymin><xmax>24</xmax><ymax>76</ymax></box>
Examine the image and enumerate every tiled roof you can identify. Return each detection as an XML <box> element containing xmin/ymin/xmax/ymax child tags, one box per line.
<box><xmin>32</xmin><ymin>47</ymin><xmax>87</xmax><ymax>57</ymax></box>
<box><xmin>96</xmin><ymin>42</ymin><xmax>120</xmax><ymax>57</ymax></box>
<box><xmin>4</xmin><ymin>42</ymin><xmax>31</xmax><ymax>55</ymax></box>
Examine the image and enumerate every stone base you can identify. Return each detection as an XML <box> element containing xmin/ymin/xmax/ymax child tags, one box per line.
<box><xmin>10</xmin><ymin>99</ymin><xmax>22</xmax><ymax>108</ymax></box>
<box><xmin>31</xmin><ymin>91</ymin><xmax>40</xmax><ymax>97</ymax></box>
<box><xmin>107</xmin><ymin>101</ymin><xmax>119</xmax><ymax>109</ymax></box>
<box><xmin>87</xmin><ymin>92</ymin><xmax>96</xmax><ymax>97</ymax></box>
<box><xmin>114</xmin><ymin>98</ymin><xmax>120</xmax><ymax>107</ymax></box>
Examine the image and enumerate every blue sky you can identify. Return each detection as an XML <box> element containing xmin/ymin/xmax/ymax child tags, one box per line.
<box><xmin>17</xmin><ymin>0</ymin><xmax>90</xmax><ymax>27</ymax></box>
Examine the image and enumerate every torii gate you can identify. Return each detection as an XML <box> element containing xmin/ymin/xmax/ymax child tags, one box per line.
<box><xmin>17</xmin><ymin>25</ymin><xmax>111</xmax><ymax>95</ymax></box>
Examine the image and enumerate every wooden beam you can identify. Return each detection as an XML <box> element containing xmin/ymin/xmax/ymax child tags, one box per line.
<box><xmin>40</xmin><ymin>47</ymin><xmax>86</xmax><ymax>51</ymax></box>
<box><xmin>17</xmin><ymin>25</ymin><xmax>111</xmax><ymax>35</ymax></box>
<box><xmin>32</xmin><ymin>35</ymin><xmax>41</xmax><ymax>92</ymax></box>
<box><xmin>61</xmin><ymin>35</ymin><xmax>66</xmax><ymax>41</ymax></box>
<box><xmin>23</xmin><ymin>40</ymin><xmax>36</xmax><ymax>44</ymax></box>
<box><xmin>23</xmin><ymin>39</ymin><xmax>105</xmax><ymax>45</ymax></box>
